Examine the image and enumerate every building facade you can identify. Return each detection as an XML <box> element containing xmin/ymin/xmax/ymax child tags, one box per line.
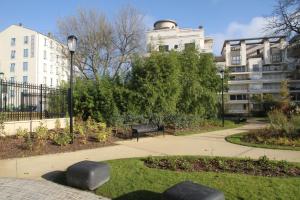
<box><xmin>0</xmin><ymin>24</ymin><xmax>69</xmax><ymax>87</ymax></box>
<box><xmin>146</xmin><ymin>20</ymin><xmax>213</xmax><ymax>53</ymax></box>
<box><xmin>217</xmin><ymin>36</ymin><xmax>300</xmax><ymax>115</ymax></box>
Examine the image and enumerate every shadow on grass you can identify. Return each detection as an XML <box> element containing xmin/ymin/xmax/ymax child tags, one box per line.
<box><xmin>113</xmin><ymin>190</ymin><xmax>162</xmax><ymax>200</ymax></box>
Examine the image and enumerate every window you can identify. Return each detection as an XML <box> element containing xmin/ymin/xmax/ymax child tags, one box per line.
<box><xmin>11</xmin><ymin>50</ymin><xmax>16</xmax><ymax>59</ymax></box>
<box><xmin>256</xmin><ymin>49</ymin><xmax>260</xmax><ymax>55</ymax></box>
<box><xmin>44</xmin><ymin>38</ymin><xmax>47</xmax><ymax>46</ymax></box>
<box><xmin>44</xmin><ymin>50</ymin><xmax>47</xmax><ymax>59</ymax></box>
<box><xmin>50</xmin><ymin>78</ymin><xmax>53</xmax><ymax>86</ymax></box>
<box><xmin>23</xmin><ymin>62</ymin><xmax>28</xmax><ymax>72</ymax></box>
<box><xmin>230</xmin><ymin>95</ymin><xmax>236</xmax><ymax>100</ymax></box>
<box><xmin>230</xmin><ymin>94</ymin><xmax>247</xmax><ymax>101</ymax></box>
<box><xmin>24</xmin><ymin>36</ymin><xmax>29</xmax><ymax>44</ymax></box>
<box><xmin>23</xmin><ymin>76</ymin><xmax>28</xmax><ymax>83</ymax></box>
<box><xmin>11</xmin><ymin>38</ymin><xmax>16</xmax><ymax>46</ymax></box>
<box><xmin>159</xmin><ymin>45</ymin><xmax>169</xmax><ymax>52</ymax></box>
<box><xmin>23</xmin><ymin>49</ymin><xmax>28</xmax><ymax>58</ymax></box>
<box><xmin>56</xmin><ymin>55</ymin><xmax>59</xmax><ymax>63</ymax></box>
<box><xmin>43</xmin><ymin>63</ymin><xmax>47</xmax><ymax>72</ymax></box>
<box><xmin>56</xmin><ymin>66</ymin><xmax>59</xmax><ymax>75</ymax></box>
<box><xmin>10</xmin><ymin>63</ymin><xmax>15</xmax><ymax>72</ymax></box>
<box><xmin>184</xmin><ymin>43</ymin><xmax>195</xmax><ymax>50</ymax></box>
<box><xmin>231</xmin><ymin>55</ymin><xmax>241</xmax><ymax>65</ymax></box>
<box><xmin>44</xmin><ymin>77</ymin><xmax>47</xmax><ymax>85</ymax></box>
<box><xmin>253</xmin><ymin>64</ymin><xmax>259</xmax><ymax>72</ymax></box>
<box><xmin>10</xmin><ymin>77</ymin><xmax>15</xmax><ymax>83</ymax></box>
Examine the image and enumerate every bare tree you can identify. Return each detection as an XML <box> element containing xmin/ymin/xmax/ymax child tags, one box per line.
<box><xmin>266</xmin><ymin>0</ymin><xmax>300</xmax><ymax>36</ymax></box>
<box><xmin>57</xmin><ymin>5</ymin><xmax>145</xmax><ymax>81</ymax></box>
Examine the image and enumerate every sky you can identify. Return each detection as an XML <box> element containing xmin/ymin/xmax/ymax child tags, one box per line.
<box><xmin>0</xmin><ymin>0</ymin><xmax>277</xmax><ymax>55</ymax></box>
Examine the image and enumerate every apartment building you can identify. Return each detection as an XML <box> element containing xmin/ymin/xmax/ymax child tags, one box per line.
<box><xmin>216</xmin><ymin>36</ymin><xmax>300</xmax><ymax>115</ymax></box>
<box><xmin>0</xmin><ymin>24</ymin><xmax>69</xmax><ymax>87</ymax></box>
<box><xmin>146</xmin><ymin>19</ymin><xmax>213</xmax><ymax>53</ymax></box>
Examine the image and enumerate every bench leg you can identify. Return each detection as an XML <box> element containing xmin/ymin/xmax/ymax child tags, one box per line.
<box><xmin>137</xmin><ymin>132</ymin><xmax>139</xmax><ymax>142</ymax></box>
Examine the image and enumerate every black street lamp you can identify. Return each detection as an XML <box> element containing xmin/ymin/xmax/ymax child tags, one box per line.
<box><xmin>219</xmin><ymin>69</ymin><xmax>225</xmax><ymax>127</ymax></box>
<box><xmin>67</xmin><ymin>35</ymin><xmax>77</xmax><ymax>143</ymax></box>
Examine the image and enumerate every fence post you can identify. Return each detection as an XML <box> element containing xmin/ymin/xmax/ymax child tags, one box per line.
<box><xmin>40</xmin><ymin>84</ymin><xmax>43</xmax><ymax>119</ymax></box>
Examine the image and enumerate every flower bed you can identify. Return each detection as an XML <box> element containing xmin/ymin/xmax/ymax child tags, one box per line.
<box><xmin>144</xmin><ymin>156</ymin><xmax>300</xmax><ymax>177</ymax></box>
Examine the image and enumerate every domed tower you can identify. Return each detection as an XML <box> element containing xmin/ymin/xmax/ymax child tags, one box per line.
<box><xmin>153</xmin><ymin>19</ymin><xmax>177</xmax><ymax>30</ymax></box>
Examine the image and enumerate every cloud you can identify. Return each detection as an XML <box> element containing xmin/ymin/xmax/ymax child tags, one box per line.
<box><xmin>211</xmin><ymin>17</ymin><xmax>270</xmax><ymax>55</ymax></box>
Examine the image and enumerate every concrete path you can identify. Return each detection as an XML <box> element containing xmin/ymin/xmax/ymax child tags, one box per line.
<box><xmin>0</xmin><ymin>177</ymin><xmax>108</xmax><ymax>200</ymax></box>
<box><xmin>1</xmin><ymin>121</ymin><xmax>300</xmax><ymax>179</ymax></box>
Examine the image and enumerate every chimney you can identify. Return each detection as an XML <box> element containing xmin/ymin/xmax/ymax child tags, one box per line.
<box><xmin>48</xmin><ymin>32</ymin><xmax>52</xmax><ymax>38</ymax></box>
<box><xmin>198</xmin><ymin>25</ymin><xmax>203</xmax><ymax>29</ymax></box>
<box><xmin>18</xmin><ymin>23</ymin><xmax>23</xmax><ymax>27</ymax></box>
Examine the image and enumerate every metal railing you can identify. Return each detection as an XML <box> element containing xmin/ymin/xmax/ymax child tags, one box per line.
<box><xmin>0</xmin><ymin>80</ymin><xmax>67</xmax><ymax>121</ymax></box>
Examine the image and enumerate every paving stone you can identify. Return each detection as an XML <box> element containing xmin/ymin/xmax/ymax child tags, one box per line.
<box><xmin>0</xmin><ymin>178</ymin><xmax>109</xmax><ymax>200</ymax></box>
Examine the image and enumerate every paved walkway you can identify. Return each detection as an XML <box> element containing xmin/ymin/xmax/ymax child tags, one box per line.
<box><xmin>1</xmin><ymin>121</ymin><xmax>300</xmax><ymax>179</ymax></box>
<box><xmin>0</xmin><ymin>177</ymin><xmax>108</xmax><ymax>200</ymax></box>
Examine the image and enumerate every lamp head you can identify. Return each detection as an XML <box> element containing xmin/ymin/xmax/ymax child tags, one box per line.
<box><xmin>67</xmin><ymin>35</ymin><xmax>77</xmax><ymax>53</ymax></box>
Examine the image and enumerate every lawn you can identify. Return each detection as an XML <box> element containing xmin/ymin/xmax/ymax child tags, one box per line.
<box><xmin>96</xmin><ymin>157</ymin><xmax>300</xmax><ymax>200</ymax></box>
<box><xmin>226</xmin><ymin>133</ymin><xmax>300</xmax><ymax>151</ymax></box>
<box><xmin>174</xmin><ymin>120</ymin><xmax>243</xmax><ymax>136</ymax></box>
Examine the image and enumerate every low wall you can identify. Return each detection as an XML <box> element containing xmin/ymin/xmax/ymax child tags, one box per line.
<box><xmin>2</xmin><ymin>118</ymin><xmax>68</xmax><ymax>136</ymax></box>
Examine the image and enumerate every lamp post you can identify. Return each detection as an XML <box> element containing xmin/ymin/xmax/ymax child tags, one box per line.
<box><xmin>219</xmin><ymin>69</ymin><xmax>225</xmax><ymax>127</ymax></box>
<box><xmin>67</xmin><ymin>35</ymin><xmax>77</xmax><ymax>143</ymax></box>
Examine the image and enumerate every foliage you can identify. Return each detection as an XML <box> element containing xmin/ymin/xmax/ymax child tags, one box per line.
<box><xmin>74</xmin><ymin>119</ymin><xmax>88</xmax><ymax>144</ymax></box>
<box><xmin>71</xmin><ymin>49</ymin><xmax>222</xmax><ymax>127</ymax></box>
<box><xmin>268</xmin><ymin>109</ymin><xmax>289</xmax><ymax>133</ymax></box>
<box><xmin>93</xmin><ymin>122</ymin><xmax>112</xmax><ymax>143</ymax></box>
<box><xmin>143</xmin><ymin>155</ymin><xmax>300</xmax><ymax>176</ymax></box>
<box><xmin>51</xmin><ymin>131</ymin><xmax>72</xmax><ymax>146</ymax></box>
<box><xmin>16</xmin><ymin>127</ymin><xmax>28</xmax><ymax>139</ymax></box>
<box><xmin>54</xmin><ymin>119</ymin><xmax>61</xmax><ymax>130</ymax></box>
<box><xmin>0</xmin><ymin>112</ymin><xmax>6</xmax><ymax>137</ymax></box>
<box><xmin>34</xmin><ymin>121</ymin><xmax>48</xmax><ymax>141</ymax></box>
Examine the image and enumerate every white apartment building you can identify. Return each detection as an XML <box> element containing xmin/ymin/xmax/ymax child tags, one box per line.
<box><xmin>0</xmin><ymin>24</ymin><xmax>69</xmax><ymax>87</ymax></box>
<box><xmin>217</xmin><ymin>36</ymin><xmax>300</xmax><ymax>115</ymax></box>
<box><xmin>146</xmin><ymin>20</ymin><xmax>213</xmax><ymax>53</ymax></box>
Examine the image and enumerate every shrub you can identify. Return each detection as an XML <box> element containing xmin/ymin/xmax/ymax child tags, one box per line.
<box><xmin>52</xmin><ymin>132</ymin><xmax>72</xmax><ymax>146</ymax></box>
<box><xmin>291</xmin><ymin>115</ymin><xmax>300</xmax><ymax>131</ymax></box>
<box><xmin>0</xmin><ymin>112</ymin><xmax>6</xmax><ymax>137</ymax></box>
<box><xmin>74</xmin><ymin>120</ymin><xmax>88</xmax><ymax>144</ymax></box>
<box><xmin>34</xmin><ymin>121</ymin><xmax>48</xmax><ymax>141</ymax></box>
<box><xmin>23</xmin><ymin>132</ymin><xmax>34</xmax><ymax>150</ymax></box>
<box><xmin>94</xmin><ymin>128</ymin><xmax>111</xmax><ymax>142</ymax></box>
<box><xmin>16</xmin><ymin>127</ymin><xmax>28</xmax><ymax>139</ymax></box>
<box><xmin>268</xmin><ymin>109</ymin><xmax>289</xmax><ymax>132</ymax></box>
<box><xmin>54</xmin><ymin>119</ymin><xmax>61</xmax><ymax>130</ymax></box>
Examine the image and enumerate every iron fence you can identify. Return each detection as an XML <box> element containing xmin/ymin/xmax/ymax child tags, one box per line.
<box><xmin>0</xmin><ymin>80</ymin><xmax>67</xmax><ymax>121</ymax></box>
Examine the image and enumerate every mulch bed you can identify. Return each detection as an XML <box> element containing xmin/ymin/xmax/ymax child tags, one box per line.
<box><xmin>144</xmin><ymin>156</ymin><xmax>300</xmax><ymax>177</ymax></box>
<box><xmin>0</xmin><ymin>135</ymin><xmax>120</xmax><ymax>160</ymax></box>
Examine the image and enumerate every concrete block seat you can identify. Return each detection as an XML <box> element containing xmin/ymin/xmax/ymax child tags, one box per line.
<box><xmin>163</xmin><ymin>181</ymin><xmax>225</xmax><ymax>200</ymax></box>
<box><xmin>66</xmin><ymin>160</ymin><xmax>110</xmax><ymax>191</ymax></box>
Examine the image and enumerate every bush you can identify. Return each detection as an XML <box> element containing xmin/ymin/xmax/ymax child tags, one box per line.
<box><xmin>34</xmin><ymin>121</ymin><xmax>48</xmax><ymax>141</ymax></box>
<box><xmin>268</xmin><ymin>109</ymin><xmax>289</xmax><ymax>132</ymax></box>
<box><xmin>52</xmin><ymin>132</ymin><xmax>72</xmax><ymax>146</ymax></box>
<box><xmin>16</xmin><ymin>127</ymin><xmax>28</xmax><ymax>139</ymax></box>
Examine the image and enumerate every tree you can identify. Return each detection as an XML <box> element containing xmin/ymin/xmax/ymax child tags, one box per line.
<box><xmin>177</xmin><ymin>49</ymin><xmax>221</xmax><ymax>118</ymax></box>
<box><xmin>279</xmin><ymin>80</ymin><xmax>291</xmax><ymax>112</ymax></box>
<box><xmin>57</xmin><ymin>6</ymin><xmax>145</xmax><ymax>81</ymax></box>
<box><xmin>266</xmin><ymin>0</ymin><xmax>300</xmax><ymax>36</ymax></box>
<box><xmin>129</xmin><ymin>51</ymin><xmax>181</xmax><ymax>120</ymax></box>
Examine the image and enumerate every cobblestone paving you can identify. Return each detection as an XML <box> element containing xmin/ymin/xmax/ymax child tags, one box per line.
<box><xmin>0</xmin><ymin>178</ymin><xmax>109</xmax><ymax>200</ymax></box>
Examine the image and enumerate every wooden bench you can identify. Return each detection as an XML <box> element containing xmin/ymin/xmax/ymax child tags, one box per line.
<box><xmin>132</xmin><ymin>123</ymin><xmax>164</xmax><ymax>142</ymax></box>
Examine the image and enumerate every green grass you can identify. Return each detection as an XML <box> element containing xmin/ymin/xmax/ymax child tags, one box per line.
<box><xmin>96</xmin><ymin>157</ymin><xmax>300</xmax><ymax>200</ymax></box>
<box><xmin>174</xmin><ymin>120</ymin><xmax>243</xmax><ymax>136</ymax></box>
<box><xmin>226</xmin><ymin>133</ymin><xmax>300</xmax><ymax>151</ymax></box>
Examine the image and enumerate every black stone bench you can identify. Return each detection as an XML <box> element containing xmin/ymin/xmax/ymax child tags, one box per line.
<box><xmin>163</xmin><ymin>181</ymin><xmax>225</xmax><ymax>200</ymax></box>
<box><xmin>132</xmin><ymin>123</ymin><xmax>164</xmax><ymax>142</ymax></box>
<box><xmin>66</xmin><ymin>160</ymin><xmax>110</xmax><ymax>191</ymax></box>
